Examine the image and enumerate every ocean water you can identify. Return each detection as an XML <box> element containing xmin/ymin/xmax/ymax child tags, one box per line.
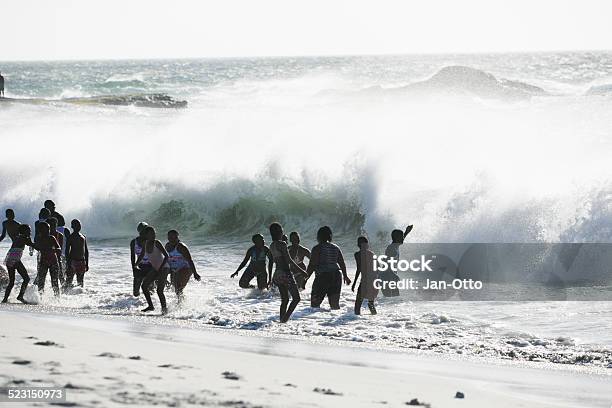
<box><xmin>0</xmin><ymin>53</ymin><xmax>611</xmax><ymax>370</ymax></box>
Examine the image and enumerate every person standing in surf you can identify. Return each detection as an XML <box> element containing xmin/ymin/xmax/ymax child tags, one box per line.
<box><xmin>306</xmin><ymin>226</ymin><xmax>351</xmax><ymax>310</ymax></box>
<box><xmin>0</xmin><ymin>72</ymin><xmax>4</xmax><ymax>97</ymax></box>
<box><xmin>136</xmin><ymin>226</ymin><xmax>169</xmax><ymax>314</ymax></box>
<box><xmin>47</xmin><ymin>217</ymin><xmax>66</xmax><ymax>285</ymax></box>
<box><xmin>231</xmin><ymin>234</ymin><xmax>271</xmax><ymax>290</ymax></box>
<box><xmin>165</xmin><ymin>229</ymin><xmax>200</xmax><ymax>303</ymax></box>
<box><xmin>288</xmin><ymin>231</ymin><xmax>310</xmax><ymax>290</ymax></box>
<box><xmin>352</xmin><ymin>236</ymin><xmax>378</xmax><ymax>315</ymax></box>
<box><xmin>2</xmin><ymin>224</ymin><xmax>34</xmax><ymax>303</ymax></box>
<box><xmin>34</xmin><ymin>222</ymin><xmax>62</xmax><ymax>297</ymax></box>
<box><xmin>64</xmin><ymin>219</ymin><xmax>89</xmax><ymax>288</ymax></box>
<box><xmin>0</xmin><ymin>209</ymin><xmax>20</xmax><ymax>243</ymax></box>
<box><xmin>44</xmin><ymin>200</ymin><xmax>66</xmax><ymax>227</ymax></box>
<box><xmin>268</xmin><ymin>223</ymin><xmax>305</xmax><ymax>323</ymax></box>
<box><xmin>130</xmin><ymin>222</ymin><xmax>150</xmax><ymax>296</ymax></box>
<box><xmin>32</xmin><ymin>208</ymin><xmax>51</xmax><ymax>286</ymax></box>
<box><xmin>380</xmin><ymin>225</ymin><xmax>413</xmax><ymax>297</ymax></box>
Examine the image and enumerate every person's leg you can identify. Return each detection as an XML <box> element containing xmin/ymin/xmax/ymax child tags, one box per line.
<box><xmin>2</xmin><ymin>267</ymin><xmax>16</xmax><ymax>302</ymax></box>
<box><xmin>368</xmin><ymin>300</ymin><xmax>377</xmax><ymax>314</ymax></box>
<box><xmin>64</xmin><ymin>264</ymin><xmax>75</xmax><ymax>288</ymax></box>
<box><xmin>37</xmin><ymin>265</ymin><xmax>49</xmax><ymax>293</ymax></box>
<box><xmin>49</xmin><ymin>264</ymin><xmax>60</xmax><ymax>297</ymax></box>
<box><xmin>354</xmin><ymin>285</ymin><xmax>363</xmax><ymax>315</ymax></box>
<box><xmin>174</xmin><ymin>268</ymin><xmax>190</xmax><ymax>302</ymax></box>
<box><xmin>58</xmin><ymin>259</ymin><xmax>65</xmax><ymax>285</ymax></box>
<box><xmin>327</xmin><ymin>272</ymin><xmax>342</xmax><ymax>310</ymax></box>
<box><xmin>256</xmin><ymin>272</ymin><xmax>267</xmax><ymax>290</ymax></box>
<box><xmin>16</xmin><ymin>262</ymin><xmax>30</xmax><ymax>302</ymax></box>
<box><xmin>278</xmin><ymin>283</ymin><xmax>289</xmax><ymax>320</ymax></box>
<box><xmin>76</xmin><ymin>272</ymin><xmax>85</xmax><ymax>287</ymax></box>
<box><xmin>310</xmin><ymin>274</ymin><xmax>325</xmax><ymax>308</ymax></box>
<box><xmin>156</xmin><ymin>269</ymin><xmax>168</xmax><ymax>313</ymax></box>
<box><xmin>141</xmin><ymin>269</ymin><xmax>157</xmax><ymax>311</ymax></box>
<box><xmin>133</xmin><ymin>268</ymin><xmax>145</xmax><ymax>296</ymax></box>
<box><xmin>281</xmin><ymin>282</ymin><xmax>301</xmax><ymax>323</ymax></box>
<box><xmin>239</xmin><ymin>266</ymin><xmax>256</xmax><ymax>289</ymax></box>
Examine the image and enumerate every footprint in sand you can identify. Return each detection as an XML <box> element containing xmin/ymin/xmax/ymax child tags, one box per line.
<box><xmin>221</xmin><ymin>371</ymin><xmax>241</xmax><ymax>380</ymax></box>
<box><xmin>34</xmin><ymin>340</ymin><xmax>62</xmax><ymax>347</ymax></box>
<box><xmin>97</xmin><ymin>352</ymin><xmax>123</xmax><ymax>358</ymax></box>
<box><xmin>313</xmin><ymin>387</ymin><xmax>343</xmax><ymax>396</ymax></box>
<box><xmin>405</xmin><ymin>398</ymin><xmax>431</xmax><ymax>407</ymax></box>
<box><xmin>12</xmin><ymin>360</ymin><xmax>31</xmax><ymax>365</ymax></box>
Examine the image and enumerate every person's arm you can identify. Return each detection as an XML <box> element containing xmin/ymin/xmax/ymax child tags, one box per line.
<box><xmin>156</xmin><ymin>240</ymin><xmax>169</xmax><ymax>271</ymax></box>
<box><xmin>305</xmin><ymin>246</ymin><xmax>319</xmax><ymax>279</ymax></box>
<box><xmin>130</xmin><ymin>239</ymin><xmax>137</xmax><ymax>269</ymax></box>
<box><xmin>267</xmin><ymin>248</ymin><xmax>274</xmax><ymax>288</ymax></box>
<box><xmin>403</xmin><ymin>225</ymin><xmax>414</xmax><ymax>239</ymax></box>
<box><xmin>281</xmin><ymin>242</ymin><xmax>305</xmax><ymax>274</ymax></box>
<box><xmin>52</xmin><ymin>236</ymin><xmax>61</xmax><ymax>257</ymax></box>
<box><xmin>63</xmin><ymin>229</ymin><xmax>71</xmax><ymax>257</ymax></box>
<box><xmin>352</xmin><ymin>252</ymin><xmax>361</xmax><ymax>292</ymax></box>
<box><xmin>84</xmin><ymin>237</ymin><xmax>89</xmax><ymax>271</ymax></box>
<box><xmin>0</xmin><ymin>221</ymin><xmax>6</xmax><ymax>242</ymax></box>
<box><xmin>65</xmin><ymin>235</ymin><xmax>72</xmax><ymax>268</ymax></box>
<box><xmin>232</xmin><ymin>249</ymin><xmax>251</xmax><ymax>278</ymax></box>
<box><xmin>338</xmin><ymin>249</ymin><xmax>351</xmax><ymax>285</ymax></box>
<box><xmin>178</xmin><ymin>243</ymin><xmax>200</xmax><ymax>281</ymax></box>
<box><xmin>303</xmin><ymin>246</ymin><xmax>311</xmax><ymax>260</ymax></box>
<box><xmin>135</xmin><ymin>241</ymin><xmax>145</xmax><ymax>266</ymax></box>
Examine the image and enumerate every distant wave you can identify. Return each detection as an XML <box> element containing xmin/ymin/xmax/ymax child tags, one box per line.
<box><xmin>0</xmin><ymin>93</ymin><xmax>187</xmax><ymax>108</ymax></box>
<box><xmin>586</xmin><ymin>83</ymin><xmax>612</xmax><ymax>95</ymax></box>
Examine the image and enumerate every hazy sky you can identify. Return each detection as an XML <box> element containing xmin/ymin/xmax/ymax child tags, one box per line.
<box><xmin>3</xmin><ymin>0</ymin><xmax>612</xmax><ymax>60</ymax></box>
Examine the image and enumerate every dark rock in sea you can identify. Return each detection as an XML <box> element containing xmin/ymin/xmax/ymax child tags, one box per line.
<box><xmin>455</xmin><ymin>391</ymin><xmax>465</xmax><ymax>398</ymax></box>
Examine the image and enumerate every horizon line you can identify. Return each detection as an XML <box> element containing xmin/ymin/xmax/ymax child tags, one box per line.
<box><xmin>1</xmin><ymin>48</ymin><xmax>611</xmax><ymax>64</ymax></box>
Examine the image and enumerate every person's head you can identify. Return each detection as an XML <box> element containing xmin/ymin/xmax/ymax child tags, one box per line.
<box><xmin>316</xmin><ymin>226</ymin><xmax>333</xmax><ymax>243</ymax></box>
<box><xmin>357</xmin><ymin>236</ymin><xmax>369</xmax><ymax>250</ymax></box>
<box><xmin>391</xmin><ymin>229</ymin><xmax>404</xmax><ymax>244</ymax></box>
<box><xmin>251</xmin><ymin>233</ymin><xmax>265</xmax><ymax>248</ymax></box>
<box><xmin>18</xmin><ymin>224</ymin><xmax>31</xmax><ymax>237</ymax></box>
<box><xmin>44</xmin><ymin>200</ymin><xmax>56</xmax><ymax>212</ymax></box>
<box><xmin>71</xmin><ymin>219</ymin><xmax>82</xmax><ymax>233</ymax></box>
<box><xmin>269</xmin><ymin>222</ymin><xmax>283</xmax><ymax>241</ymax></box>
<box><xmin>167</xmin><ymin>229</ymin><xmax>179</xmax><ymax>244</ymax></box>
<box><xmin>39</xmin><ymin>222</ymin><xmax>50</xmax><ymax>237</ymax></box>
<box><xmin>137</xmin><ymin>221</ymin><xmax>148</xmax><ymax>236</ymax></box>
<box><xmin>144</xmin><ymin>226</ymin><xmax>156</xmax><ymax>241</ymax></box>
<box><xmin>5</xmin><ymin>209</ymin><xmax>14</xmax><ymax>220</ymax></box>
<box><xmin>39</xmin><ymin>208</ymin><xmax>51</xmax><ymax>220</ymax></box>
<box><xmin>47</xmin><ymin>217</ymin><xmax>58</xmax><ymax>231</ymax></box>
<box><xmin>289</xmin><ymin>231</ymin><xmax>300</xmax><ymax>245</ymax></box>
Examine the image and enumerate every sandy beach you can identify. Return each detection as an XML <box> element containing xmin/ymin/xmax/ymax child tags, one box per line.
<box><xmin>1</xmin><ymin>308</ymin><xmax>610</xmax><ymax>408</ymax></box>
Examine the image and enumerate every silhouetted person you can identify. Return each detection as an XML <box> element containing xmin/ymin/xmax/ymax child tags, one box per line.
<box><xmin>44</xmin><ymin>200</ymin><xmax>65</xmax><ymax>227</ymax></box>
<box><xmin>0</xmin><ymin>209</ymin><xmax>20</xmax><ymax>242</ymax></box>
<box><xmin>0</xmin><ymin>72</ymin><xmax>4</xmax><ymax>97</ymax></box>
<box><xmin>380</xmin><ymin>225</ymin><xmax>413</xmax><ymax>297</ymax></box>
<box><xmin>65</xmin><ymin>219</ymin><xmax>89</xmax><ymax>288</ymax></box>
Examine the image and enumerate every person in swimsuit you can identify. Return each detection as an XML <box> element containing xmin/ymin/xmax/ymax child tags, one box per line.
<box><xmin>130</xmin><ymin>222</ymin><xmax>150</xmax><ymax>297</ymax></box>
<box><xmin>231</xmin><ymin>234</ymin><xmax>271</xmax><ymax>290</ymax></box>
<box><xmin>2</xmin><ymin>224</ymin><xmax>34</xmax><ymax>303</ymax></box>
<box><xmin>47</xmin><ymin>217</ymin><xmax>66</xmax><ymax>285</ymax></box>
<box><xmin>31</xmin><ymin>208</ymin><xmax>51</xmax><ymax>286</ymax></box>
<box><xmin>268</xmin><ymin>222</ymin><xmax>305</xmax><ymax>323</ymax></box>
<box><xmin>34</xmin><ymin>222</ymin><xmax>62</xmax><ymax>297</ymax></box>
<box><xmin>306</xmin><ymin>226</ymin><xmax>351</xmax><ymax>310</ymax></box>
<box><xmin>0</xmin><ymin>209</ymin><xmax>20</xmax><ymax>243</ymax></box>
<box><xmin>65</xmin><ymin>219</ymin><xmax>89</xmax><ymax>288</ymax></box>
<box><xmin>380</xmin><ymin>225</ymin><xmax>413</xmax><ymax>297</ymax></box>
<box><xmin>165</xmin><ymin>229</ymin><xmax>200</xmax><ymax>303</ymax></box>
<box><xmin>288</xmin><ymin>231</ymin><xmax>310</xmax><ymax>290</ymax></box>
<box><xmin>352</xmin><ymin>236</ymin><xmax>378</xmax><ymax>315</ymax></box>
<box><xmin>136</xmin><ymin>226</ymin><xmax>169</xmax><ymax>314</ymax></box>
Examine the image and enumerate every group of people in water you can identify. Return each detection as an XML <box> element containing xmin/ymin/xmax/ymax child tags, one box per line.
<box><xmin>229</xmin><ymin>222</ymin><xmax>414</xmax><ymax>321</ymax></box>
<box><xmin>2</xmin><ymin>200</ymin><xmax>413</xmax><ymax>323</ymax></box>
<box><xmin>0</xmin><ymin>200</ymin><xmax>89</xmax><ymax>303</ymax></box>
